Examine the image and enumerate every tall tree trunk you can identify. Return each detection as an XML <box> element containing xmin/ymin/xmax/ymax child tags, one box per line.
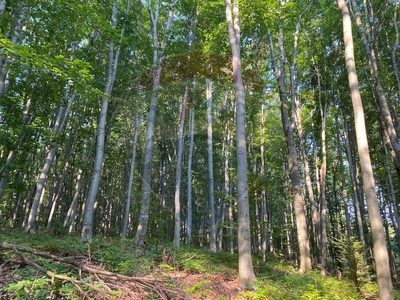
<box><xmin>122</xmin><ymin>94</ymin><xmax>142</xmax><ymax>238</ymax></box>
<box><xmin>225</xmin><ymin>0</ymin><xmax>256</xmax><ymax>288</ymax></box>
<box><xmin>134</xmin><ymin>0</ymin><xmax>176</xmax><ymax>246</ymax></box>
<box><xmin>335</xmin><ymin>115</ymin><xmax>352</xmax><ymax>237</ymax></box>
<box><xmin>82</xmin><ymin>18</ymin><xmax>117</xmax><ymax>241</ymax></box>
<box><xmin>260</xmin><ymin>106</ymin><xmax>268</xmax><ymax>262</ymax></box>
<box><xmin>390</xmin><ymin>0</ymin><xmax>400</xmax><ymax>103</ymax></box>
<box><xmin>294</xmin><ymin>83</ymin><xmax>319</xmax><ymax>261</ymax></box>
<box><xmin>186</xmin><ymin>102</ymin><xmax>195</xmax><ymax>245</ymax></box>
<box><xmin>63</xmin><ymin>137</ymin><xmax>88</xmax><ymax>233</ymax></box>
<box><xmin>0</xmin><ymin>1</ymin><xmax>30</xmax><ymax>102</ymax></box>
<box><xmin>316</xmin><ymin>67</ymin><xmax>328</xmax><ymax>277</ymax></box>
<box><xmin>340</xmin><ymin>108</ymin><xmax>366</xmax><ymax>245</ymax></box>
<box><xmin>269</xmin><ymin>29</ymin><xmax>312</xmax><ymax>272</ymax></box>
<box><xmin>350</xmin><ymin>0</ymin><xmax>400</xmax><ymax>171</ymax></box>
<box><xmin>337</xmin><ymin>1</ymin><xmax>393</xmax><ymax>298</ymax></box>
<box><xmin>82</xmin><ymin>1</ymin><xmax>131</xmax><ymax>242</ymax></box>
<box><xmin>173</xmin><ymin>80</ymin><xmax>189</xmax><ymax>248</ymax></box>
<box><xmin>206</xmin><ymin>78</ymin><xmax>217</xmax><ymax>253</ymax></box>
<box><xmin>25</xmin><ymin>107</ymin><xmax>65</xmax><ymax>233</ymax></box>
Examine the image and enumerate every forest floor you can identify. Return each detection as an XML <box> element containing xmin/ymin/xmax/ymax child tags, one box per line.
<box><xmin>0</xmin><ymin>230</ymin><xmax>399</xmax><ymax>299</ymax></box>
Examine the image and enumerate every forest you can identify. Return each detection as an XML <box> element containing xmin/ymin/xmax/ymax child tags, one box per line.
<box><xmin>1</xmin><ymin>0</ymin><xmax>400</xmax><ymax>299</ymax></box>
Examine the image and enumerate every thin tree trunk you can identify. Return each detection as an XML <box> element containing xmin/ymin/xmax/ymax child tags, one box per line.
<box><xmin>122</xmin><ymin>94</ymin><xmax>142</xmax><ymax>238</ymax></box>
<box><xmin>350</xmin><ymin>0</ymin><xmax>400</xmax><ymax>170</ymax></box>
<box><xmin>186</xmin><ymin>103</ymin><xmax>195</xmax><ymax>245</ymax></box>
<box><xmin>337</xmin><ymin>1</ymin><xmax>393</xmax><ymax>298</ymax></box>
<box><xmin>335</xmin><ymin>115</ymin><xmax>352</xmax><ymax>237</ymax></box>
<box><xmin>134</xmin><ymin>0</ymin><xmax>176</xmax><ymax>246</ymax></box>
<box><xmin>25</xmin><ymin>107</ymin><xmax>65</xmax><ymax>233</ymax></box>
<box><xmin>260</xmin><ymin>106</ymin><xmax>268</xmax><ymax>262</ymax></box>
<box><xmin>206</xmin><ymin>78</ymin><xmax>217</xmax><ymax>253</ymax></box>
<box><xmin>82</xmin><ymin>1</ymin><xmax>129</xmax><ymax>242</ymax></box>
<box><xmin>173</xmin><ymin>80</ymin><xmax>189</xmax><ymax>248</ymax></box>
<box><xmin>0</xmin><ymin>2</ymin><xmax>30</xmax><ymax>102</ymax></box>
<box><xmin>341</xmin><ymin>108</ymin><xmax>366</xmax><ymax>245</ymax></box>
<box><xmin>63</xmin><ymin>137</ymin><xmax>88</xmax><ymax>233</ymax></box>
<box><xmin>390</xmin><ymin>0</ymin><xmax>400</xmax><ymax>102</ymax></box>
<box><xmin>269</xmin><ymin>29</ymin><xmax>312</xmax><ymax>272</ymax></box>
<box><xmin>225</xmin><ymin>0</ymin><xmax>256</xmax><ymax>288</ymax></box>
<box><xmin>316</xmin><ymin>67</ymin><xmax>328</xmax><ymax>277</ymax></box>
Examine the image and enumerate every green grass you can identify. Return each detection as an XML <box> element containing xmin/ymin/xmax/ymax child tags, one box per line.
<box><xmin>1</xmin><ymin>229</ymin><xmax>399</xmax><ymax>299</ymax></box>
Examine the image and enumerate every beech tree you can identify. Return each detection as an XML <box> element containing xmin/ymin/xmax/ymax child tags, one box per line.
<box><xmin>225</xmin><ymin>0</ymin><xmax>256</xmax><ymax>288</ymax></box>
<box><xmin>337</xmin><ymin>0</ymin><xmax>393</xmax><ymax>298</ymax></box>
<box><xmin>134</xmin><ymin>0</ymin><xmax>177</xmax><ymax>246</ymax></box>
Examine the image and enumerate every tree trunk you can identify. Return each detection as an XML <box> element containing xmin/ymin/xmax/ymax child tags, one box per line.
<box><xmin>316</xmin><ymin>68</ymin><xmax>328</xmax><ymax>277</ymax></box>
<box><xmin>25</xmin><ymin>107</ymin><xmax>65</xmax><ymax>233</ymax></box>
<box><xmin>82</xmin><ymin>1</ymin><xmax>130</xmax><ymax>242</ymax></box>
<box><xmin>269</xmin><ymin>29</ymin><xmax>312</xmax><ymax>272</ymax></box>
<box><xmin>260</xmin><ymin>106</ymin><xmax>268</xmax><ymax>262</ymax></box>
<box><xmin>225</xmin><ymin>0</ymin><xmax>256</xmax><ymax>288</ymax></box>
<box><xmin>186</xmin><ymin>103</ymin><xmax>195</xmax><ymax>245</ymax></box>
<box><xmin>350</xmin><ymin>0</ymin><xmax>400</xmax><ymax>171</ymax></box>
<box><xmin>337</xmin><ymin>1</ymin><xmax>394</xmax><ymax>298</ymax></box>
<box><xmin>134</xmin><ymin>0</ymin><xmax>176</xmax><ymax>246</ymax></box>
<box><xmin>206</xmin><ymin>78</ymin><xmax>217</xmax><ymax>253</ymax></box>
<box><xmin>122</xmin><ymin>94</ymin><xmax>142</xmax><ymax>238</ymax></box>
<box><xmin>335</xmin><ymin>115</ymin><xmax>352</xmax><ymax>237</ymax></box>
<box><xmin>173</xmin><ymin>80</ymin><xmax>189</xmax><ymax>248</ymax></box>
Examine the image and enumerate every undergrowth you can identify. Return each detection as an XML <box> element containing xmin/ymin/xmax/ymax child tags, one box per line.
<box><xmin>0</xmin><ymin>229</ymin><xmax>399</xmax><ymax>299</ymax></box>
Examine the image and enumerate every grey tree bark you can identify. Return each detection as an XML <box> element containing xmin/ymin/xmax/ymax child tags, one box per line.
<box><xmin>340</xmin><ymin>108</ymin><xmax>365</xmax><ymax>245</ymax></box>
<box><xmin>318</xmin><ymin>72</ymin><xmax>328</xmax><ymax>277</ymax></box>
<box><xmin>173</xmin><ymin>81</ymin><xmax>189</xmax><ymax>249</ymax></box>
<box><xmin>269</xmin><ymin>30</ymin><xmax>312</xmax><ymax>272</ymax></box>
<box><xmin>350</xmin><ymin>0</ymin><xmax>400</xmax><ymax>171</ymax></box>
<box><xmin>225</xmin><ymin>0</ymin><xmax>256</xmax><ymax>288</ymax></box>
<box><xmin>122</xmin><ymin>93</ymin><xmax>142</xmax><ymax>239</ymax></box>
<box><xmin>134</xmin><ymin>0</ymin><xmax>176</xmax><ymax>246</ymax></box>
<box><xmin>335</xmin><ymin>115</ymin><xmax>352</xmax><ymax>237</ymax></box>
<box><xmin>81</xmin><ymin>1</ymin><xmax>123</xmax><ymax>242</ymax></box>
<box><xmin>25</xmin><ymin>107</ymin><xmax>66</xmax><ymax>233</ymax></box>
<box><xmin>206</xmin><ymin>78</ymin><xmax>217</xmax><ymax>253</ymax></box>
<box><xmin>186</xmin><ymin>102</ymin><xmax>195</xmax><ymax>245</ymax></box>
<box><xmin>337</xmin><ymin>1</ymin><xmax>394</xmax><ymax>298</ymax></box>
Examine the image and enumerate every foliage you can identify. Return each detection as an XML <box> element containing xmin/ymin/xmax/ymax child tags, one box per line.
<box><xmin>2</xmin><ymin>230</ymin><xmax>393</xmax><ymax>299</ymax></box>
<box><xmin>241</xmin><ymin>258</ymin><xmax>367</xmax><ymax>300</ymax></box>
<box><xmin>332</xmin><ymin>234</ymin><xmax>374</xmax><ymax>294</ymax></box>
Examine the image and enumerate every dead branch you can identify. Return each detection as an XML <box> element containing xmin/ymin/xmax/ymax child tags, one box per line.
<box><xmin>0</xmin><ymin>241</ymin><xmax>181</xmax><ymax>299</ymax></box>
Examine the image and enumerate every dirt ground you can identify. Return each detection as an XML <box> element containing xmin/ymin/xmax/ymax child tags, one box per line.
<box><xmin>0</xmin><ymin>258</ymin><xmax>245</xmax><ymax>300</ymax></box>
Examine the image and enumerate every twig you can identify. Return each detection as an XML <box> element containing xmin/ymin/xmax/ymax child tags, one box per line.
<box><xmin>1</xmin><ymin>241</ymin><xmax>180</xmax><ymax>299</ymax></box>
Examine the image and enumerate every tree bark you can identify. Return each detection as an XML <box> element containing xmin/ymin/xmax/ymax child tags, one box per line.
<box><xmin>335</xmin><ymin>115</ymin><xmax>352</xmax><ymax>237</ymax></box>
<box><xmin>206</xmin><ymin>78</ymin><xmax>217</xmax><ymax>253</ymax></box>
<box><xmin>186</xmin><ymin>102</ymin><xmax>195</xmax><ymax>245</ymax></box>
<box><xmin>337</xmin><ymin>1</ymin><xmax>393</xmax><ymax>298</ymax></box>
<box><xmin>134</xmin><ymin>0</ymin><xmax>176</xmax><ymax>246</ymax></box>
<box><xmin>225</xmin><ymin>0</ymin><xmax>256</xmax><ymax>288</ymax></box>
<box><xmin>350</xmin><ymin>0</ymin><xmax>400</xmax><ymax>171</ymax></box>
<box><xmin>269</xmin><ymin>29</ymin><xmax>312</xmax><ymax>272</ymax></box>
<box><xmin>25</xmin><ymin>107</ymin><xmax>65</xmax><ymax>233</ymax></box>
<box><xmin>122</xmin><ymin>93</ymin><xmax>142</xmax><ymax>238</ymax></box>
<box><xmin>173</xmin><ymin>80</ymin><xmax>189</xmax><ymax>248</ymax></box>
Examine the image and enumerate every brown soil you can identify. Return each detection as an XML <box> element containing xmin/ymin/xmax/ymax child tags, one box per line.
<box><xmin>0</xmin><ymin>257</ymin><xmax>246</xmax><ymax>300</ymax></box>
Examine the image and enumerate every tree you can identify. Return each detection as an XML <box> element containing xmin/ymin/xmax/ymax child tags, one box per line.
<box><xmin>268</xmin><ymin>26</ymin><xmax>312</xmax><ymax>273</ymax></box>
<box><xmin>224</xmin><ymin>0</ymin><xmax>256</xmax><ymax>288</ymax></box>
<box><xmin>81</xmin><ymin>0</ymin><xmax>128</xmax><ymax>242</ymax></box>
<box><xmin>337</xmin><ymin>0</ymin><xmax>393</xmax><ymax>298</ymax></box>
<box><xmin>134</xmin><ymin>0</ymin><xmax>177</xmax><ymax>246</ymax></box>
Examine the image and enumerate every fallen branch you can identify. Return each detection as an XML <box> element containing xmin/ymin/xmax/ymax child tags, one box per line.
<box><xmin>0</xmin><ymin>241</ymin><xmax>181</xmax><ymax>299</ymax></box>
